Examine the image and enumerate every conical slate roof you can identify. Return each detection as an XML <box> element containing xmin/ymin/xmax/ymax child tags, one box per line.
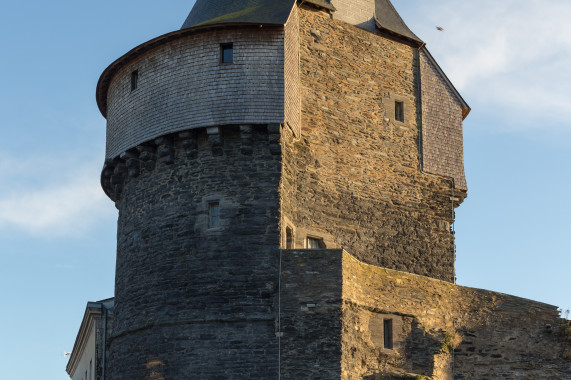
<box><xmin>181</xmin><ymin>0</ymin><xmax>297</xmax><ymax>29</ymax></box>
<box><xmin>182</xmin><ymin>0</ymin><xmax>421</xmax><ymax>45</ymax></box>
<box><xmin>374</xmin><ymin>0</ymin><xmax>423</xmax><ymax>45</ymax></box>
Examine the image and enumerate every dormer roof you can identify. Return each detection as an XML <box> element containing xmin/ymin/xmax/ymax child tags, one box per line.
<box><xmin>374</xmin><ymin>0</ymin><xmax>423</xmax><ymax>46</ymax></box>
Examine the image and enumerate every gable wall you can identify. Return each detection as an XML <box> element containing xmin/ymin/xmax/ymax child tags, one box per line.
<box><xmin>280</xmin><ymin>5</ymin><xmax>459</xmax><ymax>282</ymax></box>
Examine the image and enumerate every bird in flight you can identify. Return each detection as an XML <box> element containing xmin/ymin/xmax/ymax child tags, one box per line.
<box><xmin>436</xmin><ymin>26</ymin><xmax>445</xmax><ymax>31</ymax></box>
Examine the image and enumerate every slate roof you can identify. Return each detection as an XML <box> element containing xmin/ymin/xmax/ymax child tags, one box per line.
<box><xmin>181</xmin><ymin>0</ymin><xmax>297</xmax><ymax>29</ymax></box>
<box><xmin>182</xmin><ymin>0</ymin><xmax>421</xmax><ymax>46</ymax></box>
<box><xmin>374</xmin><ymin>0</ymin><xmax>423</xmax><ymax>45</ymax></box>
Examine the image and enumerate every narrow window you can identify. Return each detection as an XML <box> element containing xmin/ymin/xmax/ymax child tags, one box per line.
<box><xmin>209</xmin><ymin>202</ymin><xmax>220</xmax><ymax>228</ymax></box>
<box><xmin>220</xmin><ymin>43</ymin><xmax>233</xmax><ymax>64</ymax></box>
<box><xmin>395</xmin><ymin>101</ymin><xmax>404</xmax><ymax>122</ymax></box>
<box><xmin>306</xmin><ymin>236</ymin><xmax>323</xmax><ymax>249</ymax></box>
<box><xmin>286</xmin><ymin>227</ymin><xmax>294</xmax><ymax>249</ymax></box>
<box><xmin>384</xmin><ymin>319</ymin><xmax>393</xmax><ymax>349</ymax></box>
<box><xmin>131</xmin><ymin>70</ymin><xmax>139</xmax><ymax>91</ymax></box>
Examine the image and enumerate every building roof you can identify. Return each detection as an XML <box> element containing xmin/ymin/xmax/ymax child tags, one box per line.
<box><xmin>374</xmin><ymin>0</ymin><xmax>423</xmax><ymax>45</ymax></box>
<box><xmin>181</xmin><ymin>0</ymin><xmax>297</xmax><ymax>29</ymax></box>
<box><xmin>66</xmin><ymin>298</ymin><xmax>114</xmax><ymax>377</ymax></box>
<box><xmin>182</xmin><ymin>0</ymin><xmax>420</xmax><ymax>44</ymax></box>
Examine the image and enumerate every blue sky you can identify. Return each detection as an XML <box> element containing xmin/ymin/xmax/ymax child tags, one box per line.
<box><xmin>0</xmin><ymin>1</ymin><xmax>569</xmax><ymax>379</ymax></box>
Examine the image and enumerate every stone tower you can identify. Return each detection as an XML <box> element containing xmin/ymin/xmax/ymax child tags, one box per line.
<box><xmin>95</xmin><ymin>1</ymin><xmax>570</xmax><ymax>379</ymax></box>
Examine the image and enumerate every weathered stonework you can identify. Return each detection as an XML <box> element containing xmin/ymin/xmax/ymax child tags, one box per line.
<box><xmin>280</xmin><ymin>6</ymin><xmax>462</xmax><ymax>282</ymax></box>
<box><xmin>279</xmin><ymin>250</ymin><xmax>571</xmax><ymax>380</ymax></box>
<box><xmin>107</xmin><ymin>127</ymin><xmax>282</xmax><ymax>379</ymax></box>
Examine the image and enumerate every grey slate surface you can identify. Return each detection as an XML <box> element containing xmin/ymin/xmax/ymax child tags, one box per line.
<box><xmin>181</xmin><ymin>0</ymin><xmax>297</xmax><ymax>29</ymax></box>
<box><xmin>375</xmin><ymin>0</ymin><xmax>423</xmax><ymax>44</ymax></box>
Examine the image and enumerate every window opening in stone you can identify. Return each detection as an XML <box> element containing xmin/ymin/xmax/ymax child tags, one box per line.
<box><xmin>395</xmin><ymin>101</ymin><xmax>404</xmax><ymax>122</ymax></box>
<box><xmin>209</xmin><ymin>202</ymin><xmax>220</xmax><ymax>228</ymax></box>
<box><xmin>220</xmin><ymin>43</ymin><xmax>233</xmax><ymax>64</ymax></box>
<box><xmin>306</xmin><ymin>236</ymin><xmax>324</xmax><ymax>249</ymax></box>
<box><xmin>384</xmin><ymin>319</ymin><xmax>393</xmax><ymax>349</ymax></box>
<box><xmin>131</xmin><ymin>70</ymin><xmax>138</xmax><ymax>91</ymax></box>
<box><xmin>286</xmin><ymin>227</ymin><xmax>294</xmax><ymax>249</ymax></box>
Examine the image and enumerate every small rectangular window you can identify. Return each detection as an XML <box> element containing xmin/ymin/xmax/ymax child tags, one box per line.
<box><xmin>131</xmin><ymin>70</ymin><xmax>139</xmax><ymax>91</ymax></box>
<box><xmin>209</xmin><ymin>202</ymin><xmax>220</xmax><ymax>228</ymax></box>
<box><xmin>306</xmin><ymin>236</ymin><xmax>323</xmax><ymax>249</ymax></box>
<box><xmin>395</xmin><ymin>101</ymin><xmax>404</xmax><ymax>122</ymax></box>
<box><xmin>286</xmin><ymin>227</ymin><xmax>294</xmax><ymax>249</ymax></box>
<box><xmin>384</xmin><ymin>319</ymin><xmax>393</xmax><ymax>349</ymax></box>
<box><xmin>220</xmin><ymin>43</ymin><xmax>233</xmax><ymax>64</ymax></box>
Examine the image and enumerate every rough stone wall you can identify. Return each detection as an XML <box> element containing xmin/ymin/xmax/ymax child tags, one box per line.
<box><xmin>420</xmin><ymin>49</ymin><xmax>467</xmax><ymax>190</ymax></box>
<box><xmin>279</xmin><ymin>249</ymin><xmax>571</xmax><ymax>380</ymax></box>
<box><xmin>284</xmin><ymin>4</ymin><xmax>301</xmax><ymax>137</ymax></box>
<box><xmin>280</xmin><ymin>249</ymin><xmax>343</xmax><ymax>379</ymax></box>
<box><xmin>105</xmin><ymin>27</ymin><xmax>285</xmax><ymax>159</ymax></box>
<box><xmin>107</xmin><ymin>126</ymin><xmax>281</xmax><ymax>379</ymax></box>
<box><xmin>330</xmin><ymin>0</ymin><xmax>377</xmax><ymax>32</ymax></box>
<box><xmin>281</xmin><ymin>5</ymin><xmax>462</xmax><ymax>282</ymax></box>
<box><xmin>341</xmin><ymin>251</ymin><xmax>571</xmax><ymax>379</ymax></box>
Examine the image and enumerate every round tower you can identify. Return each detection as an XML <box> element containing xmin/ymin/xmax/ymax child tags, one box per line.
<box><xmin>97</xmin><ymin>1</ymin><xmax>298</xmax><ymax>378</ymax></box>
<box><xmin>98</xmin><ymin>0</ymin><xmax>471</xmax><ymax>377</ymax></box>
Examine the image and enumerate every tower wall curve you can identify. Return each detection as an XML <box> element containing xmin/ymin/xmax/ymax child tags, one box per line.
<box><xmin>106</xmin><ymin>126</ymin><xmax>282</xmax><ymax>379</ymax></box>
<box><xmin>104</xmin><ymin>26</ymin><xmax>287</xmax><ymax>159</ymax></box>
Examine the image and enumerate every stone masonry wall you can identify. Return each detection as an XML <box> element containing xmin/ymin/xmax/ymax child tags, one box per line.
<box><xmin>107</xmin><ymin>126</ymin><xmax>281</xmax><ymax>379</ymax></box>
<box><xmin>105</xmin><ymin>27</ymin><xmax>285</xmax><ymax>159</ymax></box>
<box><xmin>280</xmin><ymin>249</ymin><xmax>343</xmax><ymax>379</ymax></box>
<box><xmin>281</xmin><ymin>5</ymin><xmax>463</xmax><ymax>282</ymax></box>
<box><xmin>279</xmin><ymin>249</ymin><xmax>571</xmax><ymax>380</ymax></box>
<box><xmin>420</xmin><ymin>49</ymin><xmax>467</xmax><ymax>190</ymax></box>
<box><xmin>342</xmin><ymin>251</ymin><xmax>571</xmax><ymax>379</ymax></box>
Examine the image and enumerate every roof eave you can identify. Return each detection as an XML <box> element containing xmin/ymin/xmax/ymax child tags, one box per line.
<box><xmin>375</xmin><ymin>23</ymin><xmax>424</xmax><ymax>48</ymax></box>
<box><xmin>298</xmin><ymin>0</ymin><xmax>336</xmax><ymax>12</ymax></box>
<box><xmin>96</xmin><ymin>23</ymin><xmax>284</xmax><ymax>118</ymax></box>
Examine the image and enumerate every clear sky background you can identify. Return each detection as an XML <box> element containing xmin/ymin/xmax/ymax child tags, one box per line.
<box><xmin>0</xmin><ymin>1</ymin><xmax>569</xmax><ymax>379</ymax></box>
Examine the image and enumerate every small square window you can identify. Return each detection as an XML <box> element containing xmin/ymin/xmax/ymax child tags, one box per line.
<box><xmin>383</xmin><ymin>319</ymin><xmax>393</xmax><ymax>349</ymax></box>
<box><xmin>131</xmin><ymin>70</ymin><xmax>139</xmax><ymax>91</ymax></box>
<box><xmin>220</xmin><ymin>43</ymin><xmax>233</xmax><ymax>64</ymax></box>
<box><xmin>395</xmin><ymin>101</ymin><xmax>404</xmax><ymax>122</ymax></box>
<box><xmin>209</xmin><ymin>202</ymin><xmax>220</xmax><ymax>228</ymax></box>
